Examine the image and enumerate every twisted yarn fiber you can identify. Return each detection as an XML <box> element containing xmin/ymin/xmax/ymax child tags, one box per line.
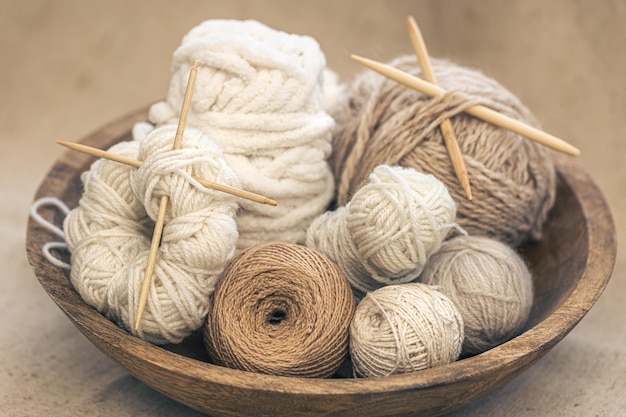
<box><xmin>307</xmin><ymin>165</ymin><xmax>457</xmax><ymax>297</ymax></box>
<box><xmin>204</xmin><ymin>242</ymin><xmax>355</xmax><ymax>378</ymax></box>
<box><xmin>420</xmin><ymin>235</ymin><xmax>533</xmax><ymax>355</ymax></box>
<box><xmin>350</xmin><ymin>283</ymin><xmax>464</xmax><ymax>378</ymax></box>
<box><xmin>64</xmin><ymin>125</ymin><xmax>240</xmax><ymax>344</ymax></box>
<box><xmin>146</xmin><ymin>19</ymin><xmax>336</xmax><ymax>249</ymax></box>
<box><xmin>331</xmin><ymin>55</ymin><xmax>556</xmax><ymax>248</ymax></box>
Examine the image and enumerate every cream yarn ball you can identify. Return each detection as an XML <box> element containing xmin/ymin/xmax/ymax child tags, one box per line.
<box><xmin>350</xmin><ymin>283</ymin><xmax>464</xmax><ymax>377</ymax></box>
<box><xmin>64</xmin><ymin>125</ymin><xmax>240</xmax><ymax>344</ymax></box>
<box><xmin>420</xmin><ymin>235</ymin><xmax>534</xmax><ymax>355</ymax></box>
<box><xmin>307</xmin><ymin>165</ymin><xmax>457</xmax><ymax>297</ymax></box>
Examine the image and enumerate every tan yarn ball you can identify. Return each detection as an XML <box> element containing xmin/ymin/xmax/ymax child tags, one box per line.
<box><xmin>330</xmin><ymin>55</ymin><xmax>556</xmax><ymax>248</ymax></box>
<box><xmin>204</xmin><ymin>242</ymin><xmax>355</xmax><ymax>378</ymax></box>
<box><xmin>420</xmin><ymin>235</ymin><xmax>534</xmax><ymax>355</ymax></box>
<box><xmin>350</xmin><ymin>283</ymin><xmax>464</xmax><ymax>378</ymax></box>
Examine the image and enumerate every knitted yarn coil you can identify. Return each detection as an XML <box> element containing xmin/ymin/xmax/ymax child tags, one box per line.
<box><xmin>204</xmin><ymin>242</ymin><xmax>355</xmax><ymax>378</ymax></box>
<box><xmin>420</xmin><ymin>235</ymin><xmax>534</xmax><ymax>355</ymax></box>
<box><xmin>306</xmin><ymin>165</ymin><xmax>457</xmax><ymax>297</ymax></box>
<box><xmin>350</xmin><ymin>283</ymin><xmax>464</xmax><ymax>377</ymax></box>
<box><xmin>145</xmin><ymin>19</ymin><xmax>337</xmax><ymax>249</ymax></box>
<box><xmin>330</xmin><ymin>55</ymin><xmax>556</xmax><ymax>248</ymax></box>
<box><xmin>64</xmin><ymin>125</ymin><xmax>240</xmax><ymax>344</ymax></box>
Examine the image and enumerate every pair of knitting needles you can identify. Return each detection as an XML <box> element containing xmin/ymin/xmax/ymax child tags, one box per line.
<box><xmin>59</xmin><ymin>60</ymin><xmax>277</xmax><ymax>331</ymax></box>
<box><xmin>352</xmin><ymin>16</ymin><xmax>580</xmax><ymax>200</ymax></box>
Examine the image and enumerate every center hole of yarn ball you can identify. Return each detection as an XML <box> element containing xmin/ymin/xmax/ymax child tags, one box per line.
<box><xmin>268</xmin><ymin>309</ymin><xmax>287</xmax><ymax>325</ymax></box>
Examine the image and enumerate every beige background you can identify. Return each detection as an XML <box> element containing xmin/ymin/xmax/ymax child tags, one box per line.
<box><xmin>2</xmin><ymin>1</ymin><xmax>625</xmax><ymax>416</ymax></box>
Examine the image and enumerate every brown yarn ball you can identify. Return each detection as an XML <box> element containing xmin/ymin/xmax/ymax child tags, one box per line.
<box><xmin>204</xmin><ymin>242</ymin><xmax>355</xmax><ymax>378</ymax></box>
<box><xmin>330</xmin><ymin>55</ymin><xmax>556</xmax><ymax>247</ymax></box>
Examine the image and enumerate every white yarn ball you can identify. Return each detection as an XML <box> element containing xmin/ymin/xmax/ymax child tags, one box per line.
<box><xmin>307</xmin><ymin>165</ymin><xmax>457</xmax><ymax>297</ymax></box>
<box><xmin>350</xmin><ymin>283</ymin><xmax>464</xmax><ymax>377</ymax></box>
<box><xmin>146</xmin><ymin>19</ymin><xmax>336</xmax><ymax>249</ymax></box>
<box><xmin>64</xmin><ymin>125</ymin><xmax>240</xmax><ymax>344</ymax></box>
<box><xmin>420</xmin><ymin>235</ymin><xmax>534</xmax><ymax>355</ymax></box>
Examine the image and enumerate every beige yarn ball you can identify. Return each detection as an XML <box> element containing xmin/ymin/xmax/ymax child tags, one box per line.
<box><xmin>350</xmin><ymin>283</ymin><xmax>464</xmax><ymax>377</ymax></box>
<box><xmin>330</xmin><ymin>55</ymin><xmax>556</xmax><ymax>248</ymax></box>
<box><xmin>420</xmin><ymin>235</ymin><xmax>533</xmax><ymax>355</ymax></box>
<box><xmin>204</xmin><ymin>242</ymin><xmax>355</xmax><ymax>378</ymax></box>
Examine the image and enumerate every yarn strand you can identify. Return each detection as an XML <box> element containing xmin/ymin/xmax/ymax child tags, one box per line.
<box><xmin>29</xmin><ymin>197</ymin><xmax>71</xmax><ymax>269</ymax></box>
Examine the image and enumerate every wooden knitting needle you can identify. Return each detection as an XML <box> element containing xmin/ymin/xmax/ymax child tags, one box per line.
<box><xmin>135</xmin><ymin>60</ymin><xmax>199</xmax><ymax>331</ymax></box>
<box><xmin>351</xmin><ymin>54</ymin><xmax>581</xmax><ymax>157</ymax></box>
<box><xmin>406</xmin><ymin>15</ymin><xmax>472</xmax><ymax>200</ymax></box>
<box><xmin>56</xmin><ymin>140</ymin><xmax>277</xmax><ymax>206</ymax></box>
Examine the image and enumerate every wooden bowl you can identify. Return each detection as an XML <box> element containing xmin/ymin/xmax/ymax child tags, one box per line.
<box><xmin>27</xmin><ymin>107</ymin><xmax>616</xmax><ymax>417</ymax></box>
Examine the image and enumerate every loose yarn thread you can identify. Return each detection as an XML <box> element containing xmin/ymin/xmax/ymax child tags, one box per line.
<box><xmin>420</xmin><ymin>235</ymin><xmax>534</xmax><ymax>355</ymax></box>
<box><xmin>330</xmin><ymin>55</ymin><xmax>556</xmax><ymax>248</ymax></box>
<box><xmin>64</xmin><ymin>125</ymin><xmax>240</xmax><ymax>344</ymax></box>
<box><xmin>204</xmin><ymin>242</ymin><xmax>355</xmax><ymax>378</ymax></box>
<box><xmin>350</xmin><ymin>283</ymin><xmax>464</xmax><ymax>377</ymax></box>
<box><xmin>306</xmin><ymin>164</ymin><xmax>458</xmax><ymax>297</ymax></box>
<box><xmin>29</xmin><ymin>197</ymin><xmax>71</xmax><ymax>269</ymax></box>
<box><xmin>143</xmin><ymin>19</ymin><xmax>338</xmax><ymax>249</ymax></box>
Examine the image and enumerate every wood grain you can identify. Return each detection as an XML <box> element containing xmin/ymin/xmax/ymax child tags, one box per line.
<box><xmin>26</xmin><ymin>108</ymin><xmax>616</xmax><ymax>417</ymax></box>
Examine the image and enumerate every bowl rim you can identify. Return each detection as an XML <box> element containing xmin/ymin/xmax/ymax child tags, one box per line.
<box><xmin>26</xmin><ymin>107</ymin><xmax>617</xmax><ymax>398</ymax></box>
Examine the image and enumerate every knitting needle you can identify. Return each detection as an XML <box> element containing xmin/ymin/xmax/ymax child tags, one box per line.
<box><xmin>56</xmin><ymin>141</ymin><xmax>277</xmax><ymax>206</ymax></box>
<box><xmin>406</xmin><ymin>16</ymin><xmax>472</xmax><ymax>200</ymax></box>
<box><xmin>351</xmin><ymin>54</ymin><xmax>580</xmax><ymax>157</ymax></box>
<box><xmin>135</xmin><ymin>60</ymin><xmax>199</xmax><ymax>331</ymax></box>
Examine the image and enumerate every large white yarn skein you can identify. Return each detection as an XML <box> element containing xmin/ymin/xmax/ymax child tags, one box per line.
<box><xmin>306</xmin><ymin>165</ymin><xmax>457</xmax><ymax>297</ymax></box>
<box><xmin>64</xmin><ymin>125</ymin><xmax>240</xmax><ymax>344</ymax></box>
<box><xmin>143</xmin><ymin>19</ymin><xmax>337</xmax><ymax>249</ymax></box>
